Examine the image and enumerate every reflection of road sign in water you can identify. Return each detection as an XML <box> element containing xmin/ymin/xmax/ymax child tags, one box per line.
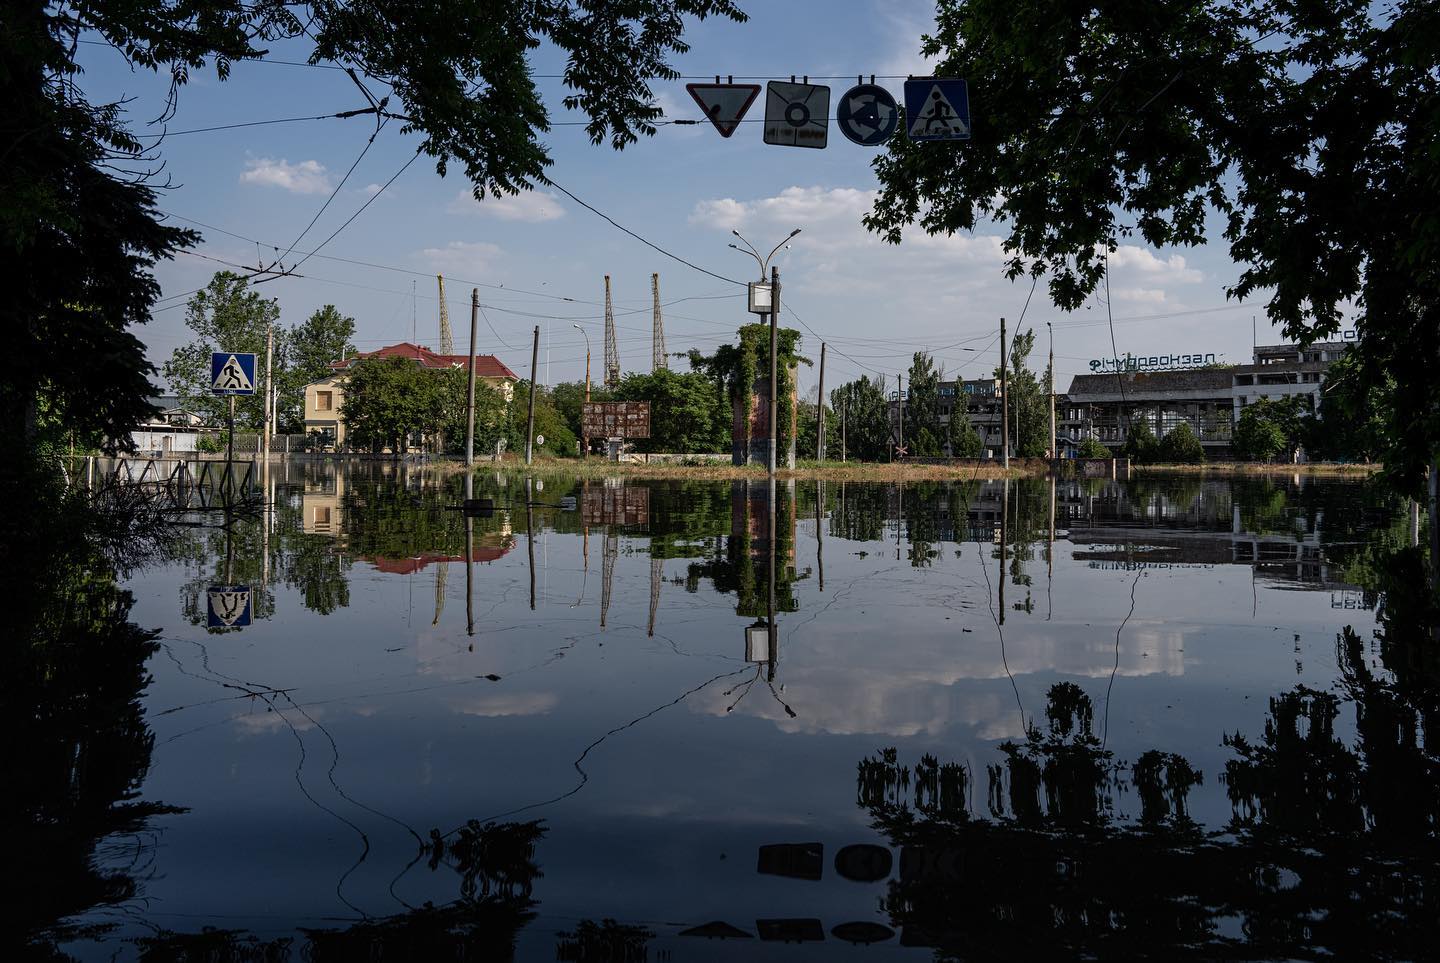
<box><xmin>764</xmin><ymin>81</ymin><xmax>830</xmax><ymax>149</ymax></box>
<box><xmin>686</xmin><ymin>82</ymin><xmax>761</xmax><ymax>137</ymax></box>
<box><xmin>904</xmin><ymin>78</ymin><xmax>971</xmax><ymax>141</ymax></box>
<box><xmin>210</xmin><ymin>352</ymin><xmax>257</xmax><ymax>395</ymax></box>
<box><xmin>837</xmin><ymin>84</ymin><xmax>899</xmax><ymax>146</ymax></box>
<box><xmin>206</xmin><ymin>585</ymin><xmax>252</xmax><ymax>627</ymax></box>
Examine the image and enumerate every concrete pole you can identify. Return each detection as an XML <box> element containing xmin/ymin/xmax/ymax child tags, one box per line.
<box><xmin>817</xmin><ymin>342</ymin><xmax>826</xmax><ymax>461</ymax></box>
<box><xmin>1048</xmin><ymin>321</ymin><xmax>1056</xmax><ymax>461</ymax></box>
<box><xmin>1000</xmin><ymin>316</ymin><xmax>1010</xmax><ymax>470</ymax></box>
<box><xmin>465</xmin><ymin>289</ymin><xmax>479</xmax><ymax>467</ymax></box>
<box><xmin>262</xmin><ymin>324</ymin><xmax>273</xmax><ymax>461</ymax></box>
<box><xmin>769</xmin><ymin>266</ymin><xmax>780</xmax><ymax>475</ymax></box>
<box><xmin>525</xmin><ymin>326</ymin><xmax>539</xmax><ymax>465</ymax></box>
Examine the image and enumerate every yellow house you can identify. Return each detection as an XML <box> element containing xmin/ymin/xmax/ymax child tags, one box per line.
<box><xmin>303</xmin><ymin>342</ymin><xmax>518</xmax><ymax>450</ymax></box>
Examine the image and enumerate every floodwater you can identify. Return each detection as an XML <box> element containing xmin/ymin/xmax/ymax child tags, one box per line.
<box><xmin>28</xmin><ymin>463</ymin><xmax>1440</xmax><ymax>960</ymax></box>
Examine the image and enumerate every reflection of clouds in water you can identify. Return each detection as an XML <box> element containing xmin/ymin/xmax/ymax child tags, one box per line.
<box><xmin>232</xmin><ymin>707</ymin><xmax>320</xmax><ymax>735</ymax></box>
<box><xmin>456</xmin><ymin>691</ymin><xmax>559</xmax><ymax>717</ymax></box>
<box><xmin>690</xmin><ymin>620</ymin><xmax>1183</xmax><ymax>738</ymax></box>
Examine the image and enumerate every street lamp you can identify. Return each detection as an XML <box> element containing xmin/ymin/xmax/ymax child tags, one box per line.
<box><xmin>729</xmin><ymin>229</ymin><xmax>801</xmax><ymax>474</ymax></box>
<box><xmin>573</xmin><ymin>322</ymin><xmax>591</xmax><ymax>458</ymax></box>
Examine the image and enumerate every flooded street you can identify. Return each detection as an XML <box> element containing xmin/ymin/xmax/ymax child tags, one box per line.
<box><xmin>42</xmin><ymin>466</ymin><xmax>1440</xmax><ymax>959</ymax></box>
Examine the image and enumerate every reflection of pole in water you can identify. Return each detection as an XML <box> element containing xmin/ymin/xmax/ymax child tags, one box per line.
<box><xmin>767</xmin><ymin>474</ymin><xmax>777</xmax><ymax>684</ymax></box>
<box><xmin>433</xmin><ymin>556</ymin><xmax>447</xmax><ymax>626</ymax></box>
<box><xmin>816</xmin><ymin>479</ymin><xmax>824</xmax><ymax>593</ymax></box>
<box><xmin>600</xmin><ymin>531</ymin><xmax>618</xmax><ymax>628</ymax></box>
<box><xmin>896</xmin><ymin>481</ymin><xmax>903</xmax><ymax>561</ymax></box>
<box><xmin>1048</xmin><ymin>475</ymin><xmax>1055</xmax><ymax>621</ymax></box>
<box><xmin>999</xmin><ymin>478</ymin><xmax>1008</xmax><ymax>625</ymax></box>
<box><xmin>526</xmin><ymin>477</ymin><xmax>536</xmax><ymax>611</ymax></box>
<box><xmin>465</xmin><ymin>473</ymin><xmax>474</xmax><ymax>637</ymax></box>
<box><xmin>648</xmin><ymin>556</ymin><xmax>662</xmax><ymax>637</ymax></box>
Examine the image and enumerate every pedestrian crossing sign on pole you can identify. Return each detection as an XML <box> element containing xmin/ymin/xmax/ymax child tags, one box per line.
<box><xmin>904</xmin><ymin>78</ymin><xmax>971</xmax><ymax>141</ymax></box>
<box><xmin>206</xmin><ymin>585</ymin><xmax>252</xmax><ymax>628</ymax></box>
<box><xmin>210</xmin><ymin>352</ymin><xmax>257</xmax><ymax>395</ymax></box>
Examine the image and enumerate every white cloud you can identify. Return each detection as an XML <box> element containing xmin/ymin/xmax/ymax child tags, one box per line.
<box><xmin>448</xmin><ymin>189</ymin><xmax>566</xmax><ymax>223</ymax></box>
<box><xmin>418</xmin><ymin>240</ymin><xmax>504</xmax><ymax>277</ymax></box>
<box><xmin>239</xmin><ymin>157</ymin><xmax>334</xmax><ymax>194</ymax></box>
<box><xmin>1111</xmin><ymin>287</ymin><xmax>1170</xmax><ymax>304</ymax></box>
<box><xmin>1106</xmin><ymin>245</ymin><xmax>1203</xmax><ymax>283</ymax></box>
<box><xmin>360</xmin><ymin>182</ymin><xmax>383</xmax><ymax>196</ymax></box>
<box><xmin>458</xmin><ymin>691</ymin><xmax>558</xmax><ymax>717</ymax></box>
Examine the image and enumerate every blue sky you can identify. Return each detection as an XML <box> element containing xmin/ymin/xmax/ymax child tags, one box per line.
<box><xmin>78</xmin><ymin>0</ymin><xmax>1287</xmax><ymax>397</ymax></box>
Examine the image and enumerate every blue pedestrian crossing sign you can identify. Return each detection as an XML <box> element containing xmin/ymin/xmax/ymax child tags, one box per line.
<box><xmin>207</xmin><ymin>585</ymin><xmax>252</xmax><ymax>628</ymax></box>
<box><xmin>904</xmin><ymin>78</ymin><xmax>971</xmax><ymax>141</ymax></box>
<box><xmin>210</xmin><ymin>352</ymin><xmax>257</xmax><ymax>395</ymax></box>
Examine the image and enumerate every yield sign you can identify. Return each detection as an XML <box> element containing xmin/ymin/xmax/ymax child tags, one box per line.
<box><xmin>686</xmin><ymin>83</ymin><xmax>761</xmax><ymax>137</ymax></box>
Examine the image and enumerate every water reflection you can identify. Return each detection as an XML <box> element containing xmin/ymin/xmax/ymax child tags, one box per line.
<box><xmin>28</xmin><ymin>464</ymin><xmax>1440</xmax><ymax>959</ymax></box>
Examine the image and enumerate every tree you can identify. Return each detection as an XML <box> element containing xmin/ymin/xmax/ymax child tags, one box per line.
<box><xmin>1122</xmin><ymin>422</ymin><xmax>1159</xmax><ymax>464</ymax></box>
<box><xmin>830</xmin><ymin>376</ymin><xmax>891</xmax><ymax>461</ymax></box>
<box><xmin>283</xmin><ymin>306</ymin><xmax>357</xmax><ymax>432</ymax></box>
<box><xmin>1233</xmin><ymin>402</ymin><xmax>1292</xmax><ymax>463</ymax></box>
<box><xmin>439</xmin><ymin>369</ymin><xmax>509</xmax><ymax>458</ymax></box>
<box><xmin>503</xmin><ymin>382</ymin><xmax>576</xmax><ymax>457</ymax></box>
<box><xmin>551</xmin><ymin>380</ymin><xmax>610</xmax><ymax>452</ymax></box>
<box><xmin>163</xmin><ymin>272</ymin><xmax>281</xmax><ymax>430</ymax></box>
<box><xmin>1077</xmin><ymin>436</ymin><xmax>1112</xmax><ymax>459</ymax></box>
<box><xmin>1315</xmin><ymin>351</ymin><xmax>1389</xmax><ymax>463</ymax></box>
<box><xmin>9</xmin><ymin>2</ymin><xmax>746</xmax><ymax>468</ymax></box>
<box><xmin>997</xmin><ymin>330</ymin><xmax>1049</xmax><ymax>457</ymax></box>
<box><xmin>1158</xmin><ymin>423</ymin><xmax>1206</xmax><ymax>464</ymax></box>
<box><xmin>612</xmin><ymin>369</ymin><xmax>727</xmax><ymax>453</ymax></box>
<box><xmin>340</xmin><ymin>357</ymin><xmax>446</xmax><ymax>454</ymax></box>
<box><xmin>865</xmin><ymin>0</ymin><xmax>1440</xmax><ymax>494</ymax></box>
<box><xmin>907</xmin><ymin>352</ymin><xmax>946</xmax><ymax>454</ymax></box>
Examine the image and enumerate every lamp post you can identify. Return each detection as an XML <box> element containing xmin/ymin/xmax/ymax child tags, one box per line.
<box><xmin>573</xmin><ymin>322</ymin><xmax>591</xmax><ymax>458</ymax></box>
<box><xmin>731</xmin><ymin>228</ymin><xmax>801</xmax><ymax>475</ymax></box>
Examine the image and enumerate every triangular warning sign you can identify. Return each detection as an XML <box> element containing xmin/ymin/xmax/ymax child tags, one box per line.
<box><xmin>909</xmin><ymin>84</ymin><xmax>969</xmax><ymax>138</ymax></box>
<box><xmin>686</xmin><ymin>83</ymin><xmax>761</xmax><ymax>138</ymax></box>
<box><xmin>212</xmin><ymin>354</ymin><xmax>254</xmax><ymax>392</ymax></box>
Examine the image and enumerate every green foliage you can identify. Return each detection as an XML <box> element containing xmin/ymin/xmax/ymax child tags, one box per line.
<box><xmin>340</xmin><ymin>358</ymin><xmax>447</xmax><ymax>453</ymax></box>
<box><xmin>1122</xmin><ymin>422</ymin><xmax>1160</xmax><ymax>464</ymax></box>
<box><xmin>440</xmin><ymin>370</ymin><xmax>509</xmax><ymax>457</ymax></box>
<box><xmin>1077</xmin><ymin>436</ymin><xmax>1112</xmax><ymax>459</ymax></box>
<box><xmin>550</xmin><ymin>380</ymin><xmax>610</xmax><ymax>451</ymax></box>
<box><xmin>865</xmin><ymin>0</ymin><xmax>1440</xmax><ymax>493</ymax></box>
<box><xmin>1158</xmin><ymin>423</ymin><xmax>1206</xmax><ymax>464</ymax></box>
<box><xmin>163</xmin><ymin>272</ymin><xmax>281</xmax><ymax>430</ymax></box>
<box><xmin>284</xmin><ymin>305</ymin><xmax>356</xmax><ymax>431</ymax></box>
<box><xmin>612</xmin><ymin>368</ymin><xmax>727</xmax><ymax>453</ymax></box>
<box><xmin>996</xmin><ymin>330</ymin><xmax>1050</xmax><ymax>457</ymax></box>
<box><xmin>1315</xmin><ymin>351</ymin><xmax>1389</xmax><ymax>463</ymax></box>
<box><xmin>1233</xmin><ymin>403</ymin><xmax>1291</xmax><ymax>463</ymax></box>
<box><xmin>906</xmin><ymin>352</ymin><xmax>945</xmax><ymax>453</ymax></box>
<box><xmin>830</xmin><ymin>375</ymin><xmax>891</xmax><ymax>461</ymax></box>
<box><xmin>689</xmin><ymin>325</ymin><xmax>808</xmax><ymax>460</ymax></box>
<box><xmin>504</xmin><ymin>381</ymin><xmax>576</xmax><ymax>457</ymax></box>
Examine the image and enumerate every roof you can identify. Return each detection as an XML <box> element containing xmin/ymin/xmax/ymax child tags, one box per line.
<box><xmin>331</xmin><ymin>342</ymin><xmax>517</xmax><ymax>380</ymax></box>
<box><xmin>365</xmin><ymin>547</ymin><xmax>511</xmax><ymax>574</ymax></box>
<box><xmin>1066</xmin><ymin>368</ymin><xmax>1235</xmax><ymax>400</ymax></box>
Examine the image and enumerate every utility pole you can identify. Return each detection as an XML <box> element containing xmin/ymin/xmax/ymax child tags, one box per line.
<box><xmin>817</xmin><ymin>342</ymin><xmax>826</xmax><ymax>461</ymax></box>
<box><xmin>1048</xmin><ymin>321</ymin><xmax>1056</xmax><ymax>461</ymax></box>
<box><xmin>769</xmin><ymin>266</ymin><xmax>780</xmax><ymax>475</ymax></box>
<box><xmin>464</xmin><ymin>289</ymin><xmax>479</xmax><ymax>467</ymax></box>
<box><xmin>841</xmin><ymin>400</ymin><xmax>847</xmax><ymax>462</ymax></box>
<box><xmin>1000</xmin><ymin>316</ymin><xmax>1010</xmax><ymax>470</ymax></box>
<box><xmin>525</xmin><ymin>326</ymin><xmax>539</xmax><ymax>465</ymax></box>
<box><xmin>262</xmin><ymin>324</ymin><xmax>273</xmax><ymax>461</ymax></box>
<box><xmin>573</xmin><ymin>322</ymin><xmax>590</xmax><ymax>458</ymax></box>
<box><xmin>898</xmin><ymin>373</ymin><xmax>905</xmax><ymax>457</ymax></box>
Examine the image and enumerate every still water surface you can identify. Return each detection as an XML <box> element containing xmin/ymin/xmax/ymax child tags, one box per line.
<box><xmin>45</xmin><ymin>465</ymin><xmax>1440</xmax><ymax>959</ymax></box>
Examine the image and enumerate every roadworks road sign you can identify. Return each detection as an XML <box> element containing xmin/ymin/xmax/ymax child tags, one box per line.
<box><xmin>686</xmin><ymin>82</ymin><xmax>761</xmax><ymax>137</ymax></box>
<box><xmin>904</xmin><ymin>78</ymin><xmax>971</xmax><ymax>141</ymax></box>
<box><xmin>764</xmin><ymin>81</ymin><xmax>830</xmax><ymax>149</ymax></box>
<box><xmin>210</xmin><ymin>352</ymin><xmax>257</xmax><ymax>395</ymax></box>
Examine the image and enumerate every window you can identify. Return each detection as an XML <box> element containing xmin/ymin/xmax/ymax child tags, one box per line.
<box><xmin>1238</xmin><ymin>395</ymin><xmax>1247</xmax><ymax>406</ymax></box>
<box><xmin>1235</xmin><ymin>374</ymin><xmax>1253</xmax><ymax>386</ymax></box>
<box><xmin>316</xmin><ymin>390</ymin><xmax>333</xmax><ymax>412</ymax></box>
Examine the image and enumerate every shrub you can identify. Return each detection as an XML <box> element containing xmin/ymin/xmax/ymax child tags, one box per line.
<box><xmin>1077</xmin><ymin>436</ymin><xmax>1111</xmax><ymax>459</ymax></box>
<box><xmin>1158</xmin><ymin>423</ymin><xmax>1206</xmax><ymax>463</ymax></box>
<box><xmin>1122</xmin><ymin>422</ymin><xmax>1159</xmax><ymax>464</ymax></box>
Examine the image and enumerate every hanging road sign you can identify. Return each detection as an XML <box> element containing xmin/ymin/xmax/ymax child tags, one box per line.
<box><xmin>210</xmin><ymin>352</ymin><xmax>257</xmax><ymax>395</ymax></box>
<box><xmin>764</xmin><ymin>81</ymin><xmax>830</xmax><ymax>149</ymax></box>
<box><xmin>686</xmin><ymin>82</ymin><xmax>761</xmax><ymax>137</ymax></box>
<box><xmin>206</xmin><ymin>585</ymin><xmax>252</xmax><ymax>628</ymax></box>
<box><xmin>837</xmin><ymin>83</ymin><xmax>899</xmax><ymax>146</ymax></box>
<box><xmin>904</xmin><ymin>78</ymin><xmax>971</xmax><ymax>141</ymax></box>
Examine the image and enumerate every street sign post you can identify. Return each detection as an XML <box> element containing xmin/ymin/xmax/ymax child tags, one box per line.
<box><xmin>210</xmin><ymin>352</ymin><xmax>257</xmax><ymax>395</ymax></box>
<box><xmin>206</xmin><ymin>585</ymin><xmax>252</xmax><ymax>628</ymax></box>
<box><xmin>581</xmin><ymin>401</ymin><xmax>651</xmax><ymax>440</ymax></box>
<box><xmin>686</xmin><ymin>82</ymin><xmax>761</xmax><ymax>137</ymax></box>
<box><xmin>904</xmin><ymin>78</ymin><xmax>971</xmax><ymax>141</ymax></box>
<box><xmin>763</xmin><ymin>80</ymin><xmax>830</xmax><ymax>149</ymax></box>
<box><xmin>837</xmin><ymin>83</ymin><xmax>899</xmax><ymax>146</ymax></box>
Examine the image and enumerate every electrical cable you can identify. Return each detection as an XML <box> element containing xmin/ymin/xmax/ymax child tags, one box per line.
<box><xmin>289</xmin><ymin>147</ymin><xmax>422</xmax><ymax>271</ymax></box>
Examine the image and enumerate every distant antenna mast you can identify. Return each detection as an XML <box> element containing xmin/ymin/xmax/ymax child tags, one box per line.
<box><xmin>437</xmin><ymin>275</ymin><xmax>454</xmax><ymax>354</ymax></box>
<box><xmin>603</xmin><ymin>275</ymin><xmax>620</xmax><ymax>386</ymax></box>
<box><xmin>651</xmin><ymin>272</ymin><xmax>667</xmax><ymax>371</ymax></box>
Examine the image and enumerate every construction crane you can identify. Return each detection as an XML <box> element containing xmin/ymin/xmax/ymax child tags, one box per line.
<box><xmin>437</xmin><ymin>275</ymin><xmax>454</xmax><ymax>354</ymax></box>
<box><xmin>651</xmin><ymin>273</ymin><xmax>667</xmax><ymax>372</ymax></box>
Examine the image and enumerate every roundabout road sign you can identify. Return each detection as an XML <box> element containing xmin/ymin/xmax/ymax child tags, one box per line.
<box><xmin>836</xmin><ymin>83</ymin><xmax>899</xmax><ymax>146</ymax></box>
